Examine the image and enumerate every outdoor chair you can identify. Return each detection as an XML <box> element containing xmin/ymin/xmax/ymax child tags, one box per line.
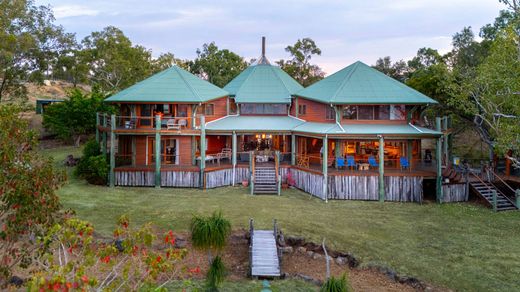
<box><xmin>368</xmin><ymin>156</ymin><xmax>379</xmax><ymax>169</ymax></box>
<box><xmin>400</xmin><ymin>156</ymin><xmax>410</xmax><ymax>171</ymax></box>
<box><xmin>166</xmin><ymin>119</ymin><xmax>179</xmax><ymax>130</ymax></box>
<box><xmin>346</xmin><ymin>156</ymin><xmax>356</xmax><ymax>170</ymax></box>
<box><xmin>336</xmin><ymin>157</ymin><xmax>345</xmax><ymax>169</ymax></box>
<box><xmin>178</xmin><ymin>118</ymin><xmax>188</xmax><ymax>129</ymax></box>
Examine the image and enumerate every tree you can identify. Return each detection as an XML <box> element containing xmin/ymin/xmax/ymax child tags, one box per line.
<box><xmin>0</xmin><ymin>0</ymin><xmax>74</xmax><ymax>102</ymax></box>
<box><xmin>190</xmin><ymin>211</ymin><xmax>231</xmax><ymax>263</ymax></box>
<box><xmin>0</xmin><ymin>104</ymin><xmax>64</xmax><ymax>286</ymax></box>
<box><xmin>189</xmin><ymin>42</ymin><xmax>247</xmax><ymax>87</ymax></box>
<box><xmin>81</xmin><ymin>26</ymin><xmax>156</xmax><ymax>93</ymax></box>
<box><xmin>277</xmin><ymin>38</ymin><xmax>325</xmax><ymax>86</ymax></box>
<box><xmin>372</xmin><ymin>56</ymin><xmax>409</xmax><ymax>82</ymax></box>
<box><xmin>42</xmin><ymin>89</ymin><xmax>114</xmax><ymax>145</ymax></box>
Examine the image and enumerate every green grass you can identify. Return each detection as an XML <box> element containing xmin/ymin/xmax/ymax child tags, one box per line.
<box><xmin>165</xmin><ymin>279</ymin><xmax>315</xmax><ymax>291</ymax></box>
<box><xmin>42</xmin><ymin>147</ymin><xmax>520</xmax><ymax>291</ymax></box>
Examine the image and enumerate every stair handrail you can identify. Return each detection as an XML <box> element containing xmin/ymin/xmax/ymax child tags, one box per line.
<box><xmin>488</xmin><ymin>168</ymin><xmax>516</xmax><ymax>194</ymax></box>
<box><xmin>469</xmin><ymin>170</ymin><xmax>517</xmax><ymax>208</ymax></box>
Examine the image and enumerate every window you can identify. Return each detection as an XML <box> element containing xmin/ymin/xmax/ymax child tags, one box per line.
<box><xmin>240</xmin><ymin>103</ymin><xmax>287</xmax><ymax>115</ymax></box>
<box><xmin>342</xmin><ymin>105</ymin><xmax>357</xmax><ymax>119</ymax></box>
<box><xmin>298</xmin><ymin>104</ymin><xmax>307</xmax><ymax>115</ymax></box>
<box><xmin>205</xmin><ymin>104</ymin><xmax>214</xmax><ymax>116</ymax></box>
<box><xmin>178</xmin><ymin>105</ymin><xmax>188</xmax><ymax>117</ymax></box>
<box><xmin>326</xmin><ymin>107</ymin><xmax>335</xmax><ymax>120</ymax></box>
<box><xmin>358</xmin><ymin>106</ymin><xmax>374</xmax><ymax>120</ymax></box>
<box><xmin>390</xmin><ymin>105</ymin><xmax>406</xmax><ymax>120</ymax></box>
<box><xmin>375</xmin><ymin>105</ymin><xmax>390</xmax><ymax>120</ymax></box>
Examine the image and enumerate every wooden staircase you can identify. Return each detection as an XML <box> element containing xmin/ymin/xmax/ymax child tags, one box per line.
<box><xmin>254</xmin><ymin>167</ymin><xmax>278</xmax><ymax>194</ymax></box>
<box><xmin>469</xmin><ymin>170</ymin><xmax>518</xmax><ymax>211</ymax></box>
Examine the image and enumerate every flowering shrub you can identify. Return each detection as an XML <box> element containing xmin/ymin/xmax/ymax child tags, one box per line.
<box><xmin>28</xmin><ymin>215</ymin><xmax>188</xmax><ymax>291</ymax></box>
<box><xmin>286</xmin><ymin>169</ymin><xmax>295</xmax><ymax>186</ymax></box>
<box><xmin>0</xmin><ymin>105</ymin><xmax>65</xmax><ymax>286</ymax></box>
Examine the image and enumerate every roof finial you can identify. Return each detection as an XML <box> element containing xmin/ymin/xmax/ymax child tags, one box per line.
<box><xmin>262</xmin><ymin>36</ymin><xmax>266</xmax><ymax>57</ymax></box>
<box><xmin>257</xmin><ymin>36</ymin><xmax>270</xmax><ymax>65</ymax></box>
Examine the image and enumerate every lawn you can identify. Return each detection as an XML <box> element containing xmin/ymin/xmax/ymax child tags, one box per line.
<box><xmin>43</xmin><ymin>146</ymin><xmax>520</xmax><ymax>291</ymax></box>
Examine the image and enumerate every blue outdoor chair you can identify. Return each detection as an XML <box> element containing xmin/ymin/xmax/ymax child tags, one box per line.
<box><xmin>346</xmin><ymin>156</ymin><xmax>356</xmax><ymax>170</ymax></box>
<box><xmin>336</xmin><ymin>157</ymin><xmax>345</xmax><ymax>169</ymax></box>
<box><xmin>400</xmin><ymin>157</ymin><xmax>410</xmax><ymax>171</ymax></box>
<box><xmin>368</xmin><ymin>156</ymin><xmax>378</xmax><ymax>168</ymax></box>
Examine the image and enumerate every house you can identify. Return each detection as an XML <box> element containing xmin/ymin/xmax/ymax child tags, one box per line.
<box><xmin>98</xmin><ymin>38</ymin><xmax>456</xmax><ymax>203</ymax></box>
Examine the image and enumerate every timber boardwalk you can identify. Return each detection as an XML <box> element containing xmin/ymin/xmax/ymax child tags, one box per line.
<box><xmin>249</xmin><ymin>219</ymin><xmax>281</xmax><ymax>278</ymax></box>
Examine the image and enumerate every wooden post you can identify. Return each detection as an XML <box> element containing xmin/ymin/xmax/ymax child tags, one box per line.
<box><xmin>192</xmin><ymin>105</ymin><xmax>198</xmax><ymax>128</ymax></box>
<box><xmin>443</xmin><ymin>116</ymin><xmax>449</xmax><ymax>166</ymax></box>
<box><xmin>334</xmin><ymin>139</ymin><xmax>341</xmax><ymax>169</ymax></box>
<box><xmin>492</xmin><ymin>190</ymin><xmax>497</xmax><ymax>212</ymax></box>
<box><xmin>276</xmin><ymin>150</ymin><xmax>281</xmax><ymax>196</ymax></box>
<box><xmin>436</xmin><ymin>117</ymin><xmax>443</xmax><ymax>203</ymax></box>
<box><xmin>515</xmin><ymin>189</ymin><xmax>520</xmax><ymax>209</ymax></box>
<box><xmin>200</xmin><ymin>115</ymin><xmax>206</xmax><ymax>189</ymax></box>
<box><xmin>131</xmin><ymin>136</ymin><xmax>136</xmax><ymax>166</ymax></box>
<box><xmin>109</xmin><ymin>114</ymin><xmax>116</xmax><ymax>187</ymax></box>
<box><xmin>191</xmin><ymin>136</ymin><xmax>196</xmax><ymax>166</ymax></box>
<box><xmin>155</xmin><ymin>115</ymin><xmax>161</xmax><ymax>188</ymax></box>
<box><xmin>322</xmin><ymin>135</ymin><xmax>328</xmax><ymax>202</ymax></box>
<box><xmin>407</xmin><ymin>140</ymin><xmax>413</xmax><ymax>170</ymax></box>
<box><xmin>294</xmin><ymin>97</ymin><xmax>299</xmax><ymax>118</ymax></box>
<box><xmin>249</xmin><ymin>151</ymin><xmax>254</xmax><ymax>195</ymax></box>
<box><xmin>95</xmin><ymin>112</ymin><xmax>100</xmax><ymax>143</ymax></box>
<box><xmin>291</xmin><ymin>134</ymin><xmax>296</xmax><ymax>165</ymax></box>
<box><xmin>378</xmin><ymin>135</ymin><xmax>385</xmax><ymax>202</ymax></box>
<box><xmin>102</xmin><ymin>114</ymin><xmax>107</xmax><ymax>156</ymax></box>
<box><xmin>232</xmin><ymin>131</ymin><xmax>237</xmax><ymax>186</ymax></box>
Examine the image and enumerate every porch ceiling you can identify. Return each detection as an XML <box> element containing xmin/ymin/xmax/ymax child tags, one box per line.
<box><xmin>205</xmin><ymin>115</ymin><xmax>304</xmax><ymax>132</ymax></box>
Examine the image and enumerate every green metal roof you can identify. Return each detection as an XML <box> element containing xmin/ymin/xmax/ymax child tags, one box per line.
<box><xmin>296</xmin><ymin>61</ymin><xmax>438</xmax><ymax>105</ymax></box>
<box><xmin>206</xmin><ymin>115</ymin><xmax>304</xmax><ymax>132</ymax></box>
<box><xmin>223</xmin><ymin>64</ymin><xmax>303</xmax><ymax>104</ymax></box>
<box><xmin>293</xmin><ymin>122</ymin><xmax>441</xmax><ymax>136</ymax></box>
<box><xmin>105</xmin><ymin>66</ymin><xmax>229</xmax><ymax>103</ymax></box>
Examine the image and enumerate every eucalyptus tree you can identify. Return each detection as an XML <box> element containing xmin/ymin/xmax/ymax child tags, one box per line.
<box><xmin>277</xmin><ymin>38</ymin><xmax>325</xmax><ymax>86</ymax></box>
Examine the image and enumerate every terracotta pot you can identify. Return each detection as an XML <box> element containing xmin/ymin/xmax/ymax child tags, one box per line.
<box><xmin>242</xmin><ymin>180</ymin><xmax>249</xmax><ymax>187</ymax></box>
<box><xmin>282</xmin><ymin>183</ymin><xmax>289</xmax><ymax>189</ymax></box>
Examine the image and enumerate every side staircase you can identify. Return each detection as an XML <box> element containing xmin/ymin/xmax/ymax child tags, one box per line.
<box><xmin>253</xmin><ymin>166</ymin><xmax>278</xmax><ymax>194</ymax></box>
<box><xmin>469</xmin><ymin>170</ymin><xmax>518</xmax><ymax>211</ymax></box>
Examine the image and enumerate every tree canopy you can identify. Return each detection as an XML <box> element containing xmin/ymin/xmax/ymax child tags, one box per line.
<box><xmin>277</xmin><ymin>38</ymin><xmax>325</xmax><ymax>86</ymax></box>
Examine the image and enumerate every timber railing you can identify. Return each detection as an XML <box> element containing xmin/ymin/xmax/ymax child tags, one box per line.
<box><xmin>249</xmin><ymin>218</ymin><xmax>254</xmax><ymax>277</ymax></box>
<box><xmin>98</xmin><ymin>113</ymin><xmax>198</xmax><ymax>131</ymax></box>
<box><xmin>250</xmin><ymin>151</ymin><xmax>255</xmax><ymax>195</ymax></box>
<box><xmin>468</xmin><ymin>170</ymin><xmax>517</xmax><ymax>210</ymax></box>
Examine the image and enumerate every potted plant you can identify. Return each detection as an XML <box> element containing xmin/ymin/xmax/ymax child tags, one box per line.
<box><xmin>242</xmin><ymin>179</ymin><xmax>249</xmax><ymax>187</ymax></box>
<box><xmin>286</xmin><ymin>170</ymin><xmax>295</xmax><ymax>188</ymax></box>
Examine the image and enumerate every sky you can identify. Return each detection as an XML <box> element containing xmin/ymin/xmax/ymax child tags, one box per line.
<box><xmin>36</xmin><ymin>0</ymin><xmax>505</xmax><ymax>75</ymax></box>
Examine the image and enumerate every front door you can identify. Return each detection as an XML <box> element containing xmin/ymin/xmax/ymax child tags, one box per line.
<box><xmin>147</xmin><ymin>137</ymin><xmax>179</xmax><ymax>165</ymax></box>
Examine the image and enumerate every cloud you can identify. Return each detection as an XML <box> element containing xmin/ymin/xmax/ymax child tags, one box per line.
<box><xmin>53</xmin><ymin>5</ymin><xmax>99</xmax><ymax>18</ymax></box>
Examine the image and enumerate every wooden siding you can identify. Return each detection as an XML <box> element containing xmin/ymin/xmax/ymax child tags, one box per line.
<box><xmin>280</xmin><ymin>168</ymin><xmax>325</xmax><ymax>200</ymax></box>
<box><xmin>161</xmin><ymin>170</ymin><xmax>199</xmax><ymax>187</ymax></box>
<box><xmin>384</xmin><ymin>176</ymin><xmax>423</xmax><ymax>202</ymax></box>
<box><xmin>442</xmin><ymin>183</ymin><xmax>468</xmax><ymax>202</ymax></box>
<box><xmin>135</xmin><ymin>136</ymin><xmax>147</xmax><ymax>165</ymax></box>
<box><xmin>297</xmin><ymin>97</ymin><xmax>335</xmax><ymax>123</ymax></box>
<box><xmin>177</xmin><ymin>136</ymin><xmax>192</xmax><ymax>166</ymax></box>
<box><xmin>328</xmin><ymin>176</ymin><xmax>379</xmax><ymax>200</ymax></box>
<box><xmin>115</xmin><ymin>170</ymin><xmax>154</xmax><ymax>186</ymax></box>
<box><xmin>205</xmin><ymin>167</ymin><xmax>249</xmax><ymax>188</ymax></box>
<box><xmin>204</xmin><ymin>97</ymin><xmax>228</xmax><ymax>122</ymax></box>
<box><xmin>206</xmin><ymin>135</ymin><xmax>228</xmax><ymax>154</ymax></box>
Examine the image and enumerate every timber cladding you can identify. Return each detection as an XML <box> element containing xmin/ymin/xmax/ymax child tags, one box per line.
<box><xmin>177</xmin><ymin>136</ymin><xmax>193</xmax><ymax>166</ymax></box>
<box><xmin>296</xmin><ymin>97</ymin><xmax>335</xmax><ymax>123</ymax></box>
<box><xmin>204</xmin><ymin>97</ymin><xmax>228</xmax><ymax>122</ymax></box>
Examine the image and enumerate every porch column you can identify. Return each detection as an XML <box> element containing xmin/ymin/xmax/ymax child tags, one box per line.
<box><xmin>294</xmin><ymin>97</ymin><xmax>299</xmax><ymax>118</ymax></box>
<box><xmin>95</xmin><ymin>113</ymin><xmax>100</xmax><ymax>143</ymax></box>
<box><xmin>102</xmin><ymin>114</ymin><xmax>107</xmax><ymax>156</ymax></box>
<box><xmin>191</xmin><ymin>136</ymin><xmax>196</xmax><ymax>166</ymax></box>
<box><xmin>322</xmin><ymin>135</ymin><xmax>328</xmax><ymax>202</ymax></box>
<box><xmin>291</xmin><ymin>134</ymin><xmax>296</xmax><ymax>165</ymax></box>
<box><xmin>232</xmin><ymin>131</ymin><xmax>237</xmax><ymax>186</ymax></box>
<box><xmin>443</xmin><ymin>116</ymin><xmax>449</xmax><ymax>165</ymax></box>
<box><xmin>335</xmin><ymin>139</ymin><xmax>341</xmax><ymax>169</ymax></box>
<box><xmin>109</xmin><ymin>114</ymin><xmax>116</xmax><ymax>187</ymax></box>
<box><xmin>407</xmin><ymin>140</ymin><xmax>413</xmax><ymax>169</ymax></box>
<box><xmin>131</xmin><ymin>136</ymin><xmax>136</xmax><ymax>165</ymax></box>
<box><xmin>155</xmin><ymin>115</ymin><xmax>161</xmax><ymax>188</ymax></box>
<box><xmin>200</xmin><ymin>115</ymin><xmax>206</xmax><ymax>189</ymax></box>
<box><xmin>378</xmin><ymin>135</ymin><xmax>385</xmax><ymax>202</ymax></box>
<box><xmin>192</xmin><ymin>105</ymin><xmax>198</xmax><ymax>128</ymax></box>
<box><xmin>436</xmin><ymin>117</ymin><xmax>444</xmax><ymax>203</ymax></box>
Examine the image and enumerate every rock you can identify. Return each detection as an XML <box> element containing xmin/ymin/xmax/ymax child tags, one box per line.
<box><xmin>335</xmin><ymin>256</ymin><xmax>347</xmax><ymax>265</ymax></box>
<box><xmin>312</xmin><ymin>253</ymin><xmax>322</xmax><ymax>260</ymax></box>
<box><xmin>286</xmin><ymin>236</ymin><xmax>305</xmax><ymax>246</ymax></box>
<box><xmin>338</xmin><ymin>252</ymin><xmax>360</xmax><ymax>268</ymax></box>
<box><xmin>306</xmin><ymin>250</ymin><xmax>314</xmax><ymax>258</ymax></box>
<box><xmin>43</xmin><ymin>80</ymin><xmax>51</xmax><ymax>86</ymax></box>
<box><xmin>304</xmin><ymin>242</ymin><xmax>321</xmax><ymax>252</ymax></box>
<box><xmin>63</xmin><ymin>154</ymin><xmax>79</xmax><ymax>167</ymax></box>
<box><xmin>294</xmin><ymin>273</ymin><xmax>323</xmax><ymax>286</ymax></box>
<box><xmin>174</xmin><ymin>237</ymin><xmax>187</xmax><ymax>248</ymax></box>
<box><xmin>281</xmin><ymin>246</ymin><xmax>293</xmax><ymax>254</ymax></box>
<box><xmin>296</xmin><ymin>246</ymin><xmax>306</xmax><ymax>254</ymax></box>
<box><xmin>277</xmin><ymin>232</ymin><xmax>286</xmax><ymax>246</ymax></box>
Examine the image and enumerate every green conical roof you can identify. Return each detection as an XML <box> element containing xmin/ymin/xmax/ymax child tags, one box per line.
<box><xmin>296</xmin><ymin>61</ymin><xmax>437</xmax><ymax>105</ymax></box>
<box><xmin>224</xmin><ymin>64</ymin><xmax>303</xmax><ymax>104</ymax></box>
<box><xmin>105</xmin><ymin>65</ymin><xmax>229</xmax><ymax>103</ymax></box>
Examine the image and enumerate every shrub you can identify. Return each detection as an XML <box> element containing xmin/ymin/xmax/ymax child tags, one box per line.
<box><xmin>206</xmin><ymin>255</ymin><xmax>226</xmax><ymax>291</ymax></box>
<box><xmin>75</xmin><ymin>139</ymin><xmax>108</xmax><ymax>185</ymax></box>
<box><xmin>320</xmin><ymin>273</ymin><xmax>350</xmax><ymax>292</ymax></box>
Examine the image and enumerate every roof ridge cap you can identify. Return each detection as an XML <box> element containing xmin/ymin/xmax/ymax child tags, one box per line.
<box><xmin>173</xmin><ymin>66</ymin><xmax>203</xmax><ymax>102</ymax></box>
<box><xmin>330</xmin><ymin>62</ymin><xmax>360</xmax><ymax>104</ymax></box>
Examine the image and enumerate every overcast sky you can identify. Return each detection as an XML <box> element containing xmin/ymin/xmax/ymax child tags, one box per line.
<box><xmin>36</xmin><ymin>0</ymin><xmax>505</xmax><ymax>75</ymax></box>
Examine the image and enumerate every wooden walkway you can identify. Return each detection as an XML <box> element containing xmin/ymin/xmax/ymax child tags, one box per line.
<box><xmin>250</xmin><ymin>220</ymin><xmax>281</xmax><ymax>278</ymax></box>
